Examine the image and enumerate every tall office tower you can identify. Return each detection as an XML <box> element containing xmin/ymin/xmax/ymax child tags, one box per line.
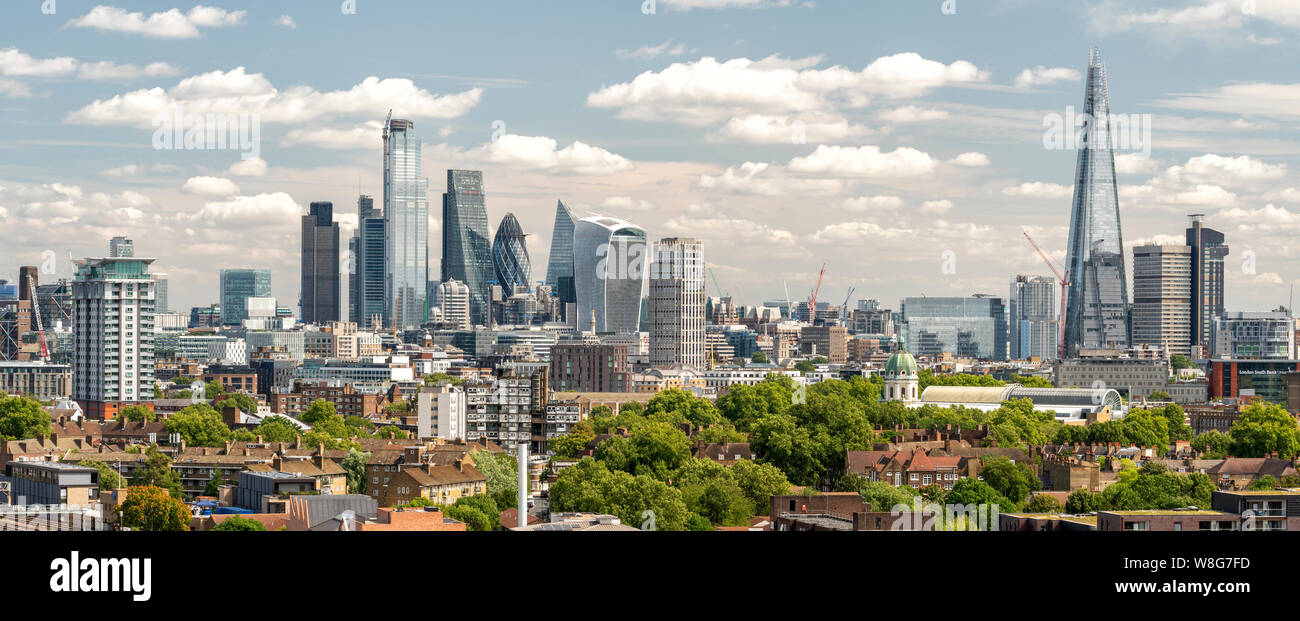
<box><xmin>152</xmin><ymin>274</ymin><xmax>169</xmax><ymax>314</ymax></box>
<box><xmin>1063</xmin><ymin>48</ymin><xmax>1129</xmax><ymax>356</ymax></box>
<box><xmin>901</xmin><ymin>295</ymin><xmax>1008</xmax><ymax>360</ymax></box>
<box><xmin>574</xmin><ymin>215</ymin><xmax>647</xmax><ymax>334</ymax></box>
<box><xmin>1131</xmin><ymin>244</ymin><xmax>1193</xmax><ymax>356</ymax></box>
<box><xmin>648</xmin><ymin>238</ymin><xmax>706</xmax><ymax>367</ymax></box>
<box><xmin>438</xmin><ymin>278</ymin><xmax>471</xmax><ymax>330</ymax></box>
<box><xmin>1187</xmin><ymin>215</ymin><xmax>1229</xmax><ymax>350</ymax></box>
<box><xmin>350</xmin><ymin>194</ymin><xmax>386</xmax><ymax>330</ymax></box>
<box><xmin>492</xmin><ymin>213</ymin><xmax>531</xmax><ymax>291</ymax></box>
<box><xmin>109</xmin><ymin>236</ymin><xmax>134</xmax><ymax>258</ymax></box>
<box><xmin>384</xmin><ymin>118</ymin><xmax>429</xmax><ymax>330</ymax></box>
<box><xmin>72</xmin><ymin>255</ymin><xmax>155</xmax><ymax>420</ymax></box>
<box><xmin>1009</xmin><ymin>275</ymin><xmax>1057</xmax><ymax>360</ymax></box>
<box><xmin>441</xmin><ymin>169</ymin><xmax>493</xmax><ymax>326</ymax></box>
<box><xmin>18</xmin><ymin>266</ymin><xmax>37</xmax><ymax>301</ymax></box>
<box><xmin>219</xmin><ymin>268</ymin><xmax>272</xmax><ymax>325</ymax></box>
<box><xmin>301</xmin><ymin>201</ymin><xmax>341</xmax><ymax>324</ymax></box>
<box><xmin>545</xmin><ymin>200</ymin><xmax>577</xmax><ymax>317</ymax></box>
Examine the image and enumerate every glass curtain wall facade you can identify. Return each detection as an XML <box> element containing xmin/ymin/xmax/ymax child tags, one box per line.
<box><xmin>901</xmin><ymin>296</ymin><xmax>1008</xmax><ymax>360</ymax></box>
<box><xmin>219</xmin><ymin>269</ymin><xmax>271</xmax><ymax>325</ymax></box>
<box><xmin>441</xmin><ymin>169</ymin><xmax>494</xmax><ymax>327</ymax></box>
<box><xmin>574</xmin><ymin>216</ymin><xmax>647</xmax><ymax>334</ymax></box>
<box><xmin>384</xmin><ymin>119</ymin><xmax>429</xmax><ymax>330</ymax></box>
<box><xmin>491</xmin><ymin>212</ymin><xmax>531</xmax><ymax>291</ymax></box>
<box><xmin>301</xmin><ymin>201</ymin><xmax>340</xmax><ymax>324</ymax></box>
<box><xmin>1063</xmin><ymin>48</ymin><xmax>1130</xmax><ymax>355</ymax></box>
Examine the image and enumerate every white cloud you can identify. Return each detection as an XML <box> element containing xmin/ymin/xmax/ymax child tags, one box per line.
<box><xmin>0</xmin><ymin>78</ymin><xmax>33</xmax><ymax>98</ymax></box>
<box><xmin>0</xmin><ymin>48</ymin><xmax>177</xmax><ymax>82</ymax></box>
<box><xmin>586</xmin><ymin>53</ymin><xmax>987</xmax><ymax>126</ymax></box>
<box><xmin>948</xmin><ymin>152</ymin><xmax>989</xmax><ymax>167</ymax></box>
<box><xmin>787</xmin><ymin>145</ymin><xmax>936</xmax><ymax>178</ymax></box>
<box><xmin>282</xmin><ymin>121</ymin><xmax>382</xmax><ymax>149</ymax></box>
<box><xmin>182</xmin><ymin>176</ymin><xmax>240</xmax><ymax>196</ymax></box>
<box><xmin>660</xmin><ymin>0</ymin><xmax>792</xmax><ymax>10</ymax></box>
<box><xmin>600</xmin><ymin>196</ymin><xmax>658</xmax><ymax>212</ymax></box>
<box><xmin>1013</xmin><ymin>66</ymin><xmax>1081</xmax><ymax>89</ymax></box>
<box><xmin>1156</xmin><ymin>82</ymin><xmax>1300</xmax><ymax>121</ymax></box>
<box><xmin>708</xmin><ymin>114</ymin><xmax>870</xmax><ymax>144</ymax></box>
<box><xmin>226</xmin><ymin>157</ymin><xmax>268</xmax><ymax>177</ymax></box>
<box><xmin>277</xmin><ymin>15</ymin><xmax>296</xmax><ymax>29</ymax></box>
<box><xmin>878</xmin><ymin>105</ymin><xmax>949</xmax><ymax>123</ymax></box>
<box><xmin>810</xmin><ymin>221</ymin><xmax>911</xmax><ymax>244</ymax></box>
<box><xmin>836</xmin><ymin>196</ymin><xmax>904</xmax><ymax>211</ymax></box>
<box><xmin>101</xmin><ymin>163</ymin><xmax>183</xmax><ymax>177</ymax></box>
<box><xmin>66</xmin><ymin>68</ymin><xmax>484</xmax><ymax>127</ymax></box>
<box><xmin>429</xmin><ymin>134</ymin><xmax>634</xmax><ymax>176</ymax></box>
<box><xmin>1115</xmin><ymin>153</ymin><xmax>1161</xmax><ymax>175</ymax></box>
<box><xmin>920</xmin><ymin>200</ymin><xmax>955</xmax><ymax>215</ymax></box>
<box><xmin>616</xmin><ymin>39</ymin><xmax>689</xmax><ymax>60</ymax></box>
<box><xmin>77</xmin><ymin>61</ymin><xmax>180</xmax><ymax>81</ymax></box>
<box><xmin>697</xmin><ymin>162</ymin><xmax>844</xmax><ymax>196</ymax></box>
<box><xmin>187</xmin><ymin>192</ymin><xmax>301</xmax><ymax>228</ymax></box>
<box><xmin>66</xmin><ymin>5</ymin><xmax>247</xmax><ymax>39</ymax></box>
<box><xmin>1002</xmin><ymin>182</ymin><xmax>1074</xmax><ymax>199</ymax></box>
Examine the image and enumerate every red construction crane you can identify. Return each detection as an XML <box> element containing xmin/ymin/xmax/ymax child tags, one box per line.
<box><xmin>807</xmin><ymin>263</ymin><xmax>826</xmax><ymax>324</ymax></box>
<box><xmin>1022</xmin><ymin>231</ymin><xmax>1069</xmax><ymax>360</ymax></box>
<box><xmin>28</xmin><ymin>281</ymin><xmax>50</xmax><ymax>362</ymax></box>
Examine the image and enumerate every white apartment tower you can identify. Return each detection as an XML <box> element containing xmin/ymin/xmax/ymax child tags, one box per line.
<box><xmin>72</xmin><ymin>256</ymin><xmax>155</xmax><ymax>419</ymax></box>
<box><xmin>439</xmin><ymin>279</ymin><xmax>472</xmax><ymax>330</ymax></box>
<box><xmin>649</xmin><ymin>238</ymin><xmax>706</xmax><ymax>368</ymax></box>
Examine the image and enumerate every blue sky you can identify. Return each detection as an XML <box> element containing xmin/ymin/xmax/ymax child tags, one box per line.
<box><xmin>2</xmin><ymin>0</ymin><xmax>1299</xmax><ymax>316</ymax></box>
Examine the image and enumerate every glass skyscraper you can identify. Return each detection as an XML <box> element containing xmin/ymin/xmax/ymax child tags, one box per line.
<box><xmin>441</xmin><ymin>169</ymin><xmax>493</xmax><ymax>326</ymax></box>
<box><xmin>384</xmin><ymin>118</ymin><xmax>429</xmax><ymax>330</ymax></box>
<box><xmin>1063</xmin><ymin>48</ymin><xmax>1130</xmax><ymax>355</ymax></box>
<box><xmin>351</xmin><ymin>194</ymin><xmax>387</xmax><ymax>329</ymax></box>
<box><xmin>1187</xmin><ymin>215</ymin><xmax>1228</xmax><ymax>350</ymax></box>
<box><xmin>491</xmin><ymin>212</ymin><xmax>531</xmax><ymax>290</ymax></box>
<box><xmin>219</xmin><ymin>268</ymin><xmax>271</xmax><ymax>325</ymax></box>
<box><xmin>301</xmin><ymin>201</ymin><xmax>340</xmax><ymax>324</ymax></box>
<box><xmin>544</xmin><ymin>200</ymin><xmax>577</xmax><ymax>319</ymax></box>
<box><xmin>574</xmin><ymin>215</ymin><xmax>647</xmax><ymax>334</ymax></box>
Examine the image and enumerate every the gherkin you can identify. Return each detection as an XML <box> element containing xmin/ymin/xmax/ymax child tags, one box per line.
<box><xmin>492</xmin><ymin>213</ymin><xmax>531</xmax><ymax>290</ymax></box>
<box><xmin>1063</xmin><ymin>47</ymin><xmax>1129</xmax><ymax>356</ymax></box>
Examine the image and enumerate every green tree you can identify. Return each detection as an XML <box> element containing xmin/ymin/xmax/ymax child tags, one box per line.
<box><xmin>1148</xmin><ymin>390</ymin><xmax>1173</xmax><ymax>402</ymax></box>
<box><xmin>472</xmin><ymin>449</ymin><xmax>519</xmax><ymax>510</ymax></box>
<box><xmin>82</xmin><ymin>459</ymin><xmax>125</xmax><ymax>491</ymax></box>
<box><xmin>1228</xmin><ymin>403</ymin><xmax>1300</xmax><ymax>459</ymax></box>
<box><xmin>643</xmin><ymin>388</ymin><xmax>722</xmax><ymax>428</ymax></box>
<box><xmin>165</xmin><ymin>404</ymin><xmax>232</xmax><ymax>447</ymax></box>
<box><xmin>422</xmin><ymin>372</ymin><xmax>463</xmax><ymax>386</ymax></box>
<box><xmin>451</xmin><ymin>494</ymin><xmax>502</xmax><ymax>530</ymax></box>
<box><xmin>212</xmin><ymin>515</ymin><xmax>267</xmax><ymax>531</ymax></box>
<box><xmin>716</xmin><ymin>375</ymin><xmax>795</xmax><ymax>432</ymax></box>
<box><xmin>794</xmin><ymin>360</ymin><xmax>816</xmax><ymax>374</ymax></box>
<box><xmin>1170</xmin><ymin>354</ymin><xmax>1196</xmax><ymax>370</ymax></box>
<box><xmin>300</xmin><ymin>399</ymin><xmax>338</xmax><ymax>425</ymax></box>
<box><xmin>119</xmin><ymin>405</ymin><xmax>154</xmax><ymax>423</ymax></box>
<box><xmin>728</xmin><ymin>459</ymin><xmax>791</xmax><ymax>511</ymax></box>
<box><xmin>119</xmin><ymin>485</ymin><xmax>190</xmax><ymax>531</ymax></box>
<box><xmin>979</xmin><ymin>456</ymin><xmax>1041</xmax><ymax>504</ymax></box>
<box><xmin>946</xmin><ymin>478</ymin><xmax>1015</xmax><ymax>511</ymax></box>
<box><xmin>128</xmin><ymin>445</ymin><xmax>184</xmax><ymax>498</ymax></box>
<box><xmin>203</xmin><ymin>468</ymin><xmax>223</xmax><ymax>497</ymax></box>
<box><xmin>549</xmin><ymin>458</ymin><xmax>688</xmax><ymax>530</ymax></box>
<box><xmin>684</xmin><ymin>512</ymin><xmax>714</xmax><ymax>531</ymax></box>
<box><xmin>0</xmin><ymin>395</ymin><xmax>51</xmax><ymax>440</ymax></box>
<box><xmin>214</xmin><ymin>392</ymin><xmax>257</xmax><ymax>414</ymax></box>
<box><xmin>1248</xmin><ymin>474</ymin><xmax>1279</xmax><ymax>491</ymax></box>
<box><xmin>550</xmin><ymin>422</ymin><xmax>596</xmax><ymax>458</ymax></box>
<box><xmin>1023</xmin><ymin>494</ymin><xmax>1063</xmax><ymax>513</ymax></box>
<box><xmin>204</xmin><ymin>380</ymin><xmax>225</xmax><ymax>400</ymax></box>
<box><xmin>839</xmin><ymin>477</ymin><xmax>919</xmax><ymax>513</ymax></box>
<box><xmin>342</xmin><ymin>448</ymin><xmax>371</xmax><ymax>494</ymax></box>
<box><xmin>1065</xmin><ymin>489</ymin><xmax>1100</xmax><ymax>514</ymax></box>
<box><xmin>1192</xmin><ymin>429</ymin><xmax>1232</xmax><ymax>459</ymax></box>
<box><xmin>751</xmin><ymin>351</ymin><xmax>770</xmax><ymax>364</ymax></box>
<box><xmin>253</xmin><ymin>416</ymin><xmax>302</xmax><ymax>443</ymax></box>
<box><xmin>594</xmin><ymin>421</ymin><xmax>693</xmax><ymax>481</ymax></box>
<box><xmin>1010</xmin><ymin>374</ymin><xmax>1053</xmax><ymax>388</ymax></box>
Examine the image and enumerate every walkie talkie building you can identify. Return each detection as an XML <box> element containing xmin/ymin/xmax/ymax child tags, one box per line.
<box><xmin>1063</xmin><ymin>48</ymin><xmax>1129</xmax><ymax>356</ymax></box>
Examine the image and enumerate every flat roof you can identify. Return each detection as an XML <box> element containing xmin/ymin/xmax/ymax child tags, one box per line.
<box><xmin>1100</xmin><ymin>510</ymin><xmax>1234</xmax><ymax>516</ymax></box>
<box><xmin>6</xmin><ymin>461</ymin><xmax>97</xmax><ymax>472</ymax></box>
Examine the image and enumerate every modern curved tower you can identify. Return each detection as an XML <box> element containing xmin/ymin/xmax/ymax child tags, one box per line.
<box><xmin>544</xmin><ymin>200</ymin><xmax>575</xmax><ymax>290</ymax></box>
<box><xmin>574</xmin><ymin>215</ymin><xmax>646</xmax><ymax>334</ymax></box>
<box><xmin>442</xmin><ymin>169</ymin><xmax>493</xmax><ymax>326</ymax></box>
<box><xmin>1063</xmin><ymin>48</ymin><xmax>1129</xmax><ymax>356</ymax></box>
<box><xmin>492</xmin><ymin>213</ymin><xmax>531</xmax><ymax>290</ymax></box>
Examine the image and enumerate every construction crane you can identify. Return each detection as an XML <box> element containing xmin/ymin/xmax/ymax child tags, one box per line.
<box><xmin>782</xmin><ymin>280</ymin><xmax>792</xmax><ymax>319</ymax></box>
<box><xmin>807</xmin><ymin>263</ymin><xmax>826</xmax><ymax>325</ymax></box>
<box><xmin>840</xmin><ymin>287</ymin><xmax>856</xmax><ymax>323</ymax></box>
<box><xmin>1022</xmin><ymin>231</ymin><xmax>1070</xmax><ymax>360</ymax></box>
<box><xmin>28</xmin><ymin>281</ymin><xmax>50</xmax><ymax>363</ymax></box>
<box><xmin>708</xmin><ymin>267</ymin><xmax>727</xmax><ymax>298</ymax></box>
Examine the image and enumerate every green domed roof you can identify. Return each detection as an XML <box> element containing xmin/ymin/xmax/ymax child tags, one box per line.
<box><xmin>884</xmin><ymin>338</ymin><xmax>917</xmax><ymax>376</ymax></box>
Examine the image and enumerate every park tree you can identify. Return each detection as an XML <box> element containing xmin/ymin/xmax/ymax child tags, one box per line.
<box><xmin>1023</xmin><ymin>494</ymin><xmax>1063</xmax><ymax>513</ymax></box>
<box><xmin>594</xmin><ymin>421</ymin><xmax>692</xmax><ymax>481</ymax></box>
<box><xmin>203</xmin><ymin>468</ymin><xmax>223</xmax><ymax>497</ymax></box>
<box><xmin>214</xmin><ymin>392</ymin><xmax>257</xmax><ymax>415</ymax></box>
<box><xmin>1065</xmin><ymin>489</ymin><xmax>1100</xmax><ymax>514</ymax></box>
<box><xmin>472</xmin><ymin>449</ymin><xmax>518</xmax><ymax>510</ymax></box>
<box><xmin>212</xmin><ymin>515</ymin><xmax>267</xmax><ymax>531</ymax></box>
<box><xmin>165</xmin><ymin>404</ymin><xmax>232</xmax><ymax>447</ymax></box>
<box><xmin>204</xmin><ymin>380</ymin><xmax>225</xmax><ymax>400</ymax></box>
<box><xmin>119</xmin><ymin>405</ymin><xmax>154</xmax><ymax>423</ymax></box>
<box><xmin>549</xmin><ymin>458</ymin><xmax>688</xmax><ymax>530</ymax></box>
<box><xmin>254</xmin><ymin>416</ymin><xmax>301</xmax><ymax>443</ymax></box>
<box><xmin>643</xmin><ymin>388</ymin><xmax>722</xmax><ymax>428</ymax></box>
<box><xmin>129</xmin><ymin>445</ymin><xmax>184</xmax><ymax>498</ymax></box>
<box><xmin>0</xmin><ymin>395</ymin><xmax>51</xmax><ymax>440</ymax></box>
<box><xmin>716</xmin><ymin>375</ymin><xmax>795</xmax><ymax>432</ymax></box>
<box><xmin>945</xmin><ymin>478</ymin><xmax>1015</xmax><ymax>512</ymax></box>
<box><xmin>342</xmin><ymin>448</ymin><xmax>371</xmax><ymax>494</ymax></box>
<box><xmin>1192</xmin><ymin>430</ymin><xmax>1232</xmax><ymax>458</ymax></box>
<box><xmin>119</xmin><ymin>485</ymin><xmax>190</xmax><ymax>531</ymax></box>
<box><xmin>728</xmin><ymin>459</ymin><xmax>791</xmax><ymax>511</ymax></box>
<box><xmin>550</xmin><ymin>421</ymin><xmax>596</xmax><ymax>458</ymax></box>
<box><xmin>1228</xmin><ymin>403</ymin><xmax>1300</xmax><ymax>459</ymax></box>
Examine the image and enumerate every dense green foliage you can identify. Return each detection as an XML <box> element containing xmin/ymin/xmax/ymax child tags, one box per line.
<box><xmin>0</xmin><ymin>395</ymin><xmax>51</xmax><ymax>441</ymax></box>
<box><xmin>212</xmin><ymin>515</ymin><xmax>267</xmax><ymax>531</ymax></box>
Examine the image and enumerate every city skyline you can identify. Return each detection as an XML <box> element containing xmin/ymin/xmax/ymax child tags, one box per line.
<box><xmin>2</xmin><ymin>2</ymin><xmax>1299</xmax><ymax>318</ymax></box>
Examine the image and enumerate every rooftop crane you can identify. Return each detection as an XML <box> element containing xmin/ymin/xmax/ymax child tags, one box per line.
<box><xmin>807</xmin><ymin>263</ymin><xmax>826</xmax><ymax>325</ymax></box>
<box><xmin>840</xmin><ymin>287</ymin><xmax>856</xmax><ymax>323</ymax></box>
<box><xmin>1022</xmin><ymin>231</ymin><xmax>1070</xmax><ymax>360</ymax></box>
<box><xmin>28</xmin><ymin>281</ymin><xmax>50</xmax><ymax>363</ymax></box>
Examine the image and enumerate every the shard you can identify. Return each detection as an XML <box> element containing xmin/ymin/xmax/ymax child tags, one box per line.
<box><xmin>1063</xmin><ymin>48</ymin><xmax>1129</xmax><ymax>356</ymax></box>
<box><xmin>492</xmin><ymin>212</ymin><xmax>531</xmax><ymax>290</ymax></box>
